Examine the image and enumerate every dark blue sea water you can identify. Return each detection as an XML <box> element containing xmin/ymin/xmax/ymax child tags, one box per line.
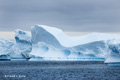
<box><xmin>0</xmin><ymin>61</ymin><xmax>120</xmax><ymax>80</ymax></box>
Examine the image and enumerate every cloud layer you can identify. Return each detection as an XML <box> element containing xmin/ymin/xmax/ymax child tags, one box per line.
<box><xmin>0</xmin><ymin>0</ymin><xmax>120</xmax><ymax>32</ymax></box>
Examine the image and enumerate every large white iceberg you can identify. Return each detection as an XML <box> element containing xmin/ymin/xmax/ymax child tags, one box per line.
<box><xmin>0</xmin><ymin>24</ymin><xmax>120</xmax><ymax>61</ymax></box>
<box><xmin>30</xmin><ymin>25</ymin><xmax>120</xmax><ymax>60</ymax></box>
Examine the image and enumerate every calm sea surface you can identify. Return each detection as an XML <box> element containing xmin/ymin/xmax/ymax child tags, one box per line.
<box><xmin>0</xmin><ymin>61</ymin><xmax>120</xmax><ymax>80</ymax></box>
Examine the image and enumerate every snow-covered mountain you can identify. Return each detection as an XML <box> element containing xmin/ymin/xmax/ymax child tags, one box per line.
<box><xmin>0</xmin><ymin>24</ymin><xmax>120</xmax><ymax>61</ymax></box>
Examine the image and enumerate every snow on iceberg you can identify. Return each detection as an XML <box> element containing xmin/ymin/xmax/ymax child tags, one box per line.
<box><xmin>11</xmin><ymin>29</ymin><xmax>32</xmax><ymax>59</ymax></box>
<box><xmin>31</xmin><ymin>25</ymin><xmax>66</xmax><ymax>49</ymax></box>
<box><xmin>31</xmin><ymin>25</ymin><xmax>119</xmax><ymax>47</ymax></box>
<box><xmin>0</xmin><ymin>38</ymin><xmax>14</xmax><ymax>59</ymax></box>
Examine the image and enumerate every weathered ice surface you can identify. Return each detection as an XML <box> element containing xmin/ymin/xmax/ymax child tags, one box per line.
<box><xmin>12</xmin><ymin>29</ymin><xmax>32</xmax><ymax>59</ymax></box>
<box><xmin>105</xmin><ymin>39</ymin><xmax>120</xmax><ymax>63</ymax></box>
<box><xmin>30</xmin><ymin>25</ymin><xmax>119</xmax><ymax>59</ymax></box>
<box><xmin>0</xmin><ymin>38</ymin><xmax>14</xmax><ymax>59</ymax></box>
<box><xmin>1</xmin><ymin>24</ymin><xmax>120</xmax><ymax>61</ymax></box>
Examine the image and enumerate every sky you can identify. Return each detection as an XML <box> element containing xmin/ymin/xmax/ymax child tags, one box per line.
<box><xmin>0</xmin><ymin>0</ymin><xmax>120</xmax><ymax>32</ymax></box>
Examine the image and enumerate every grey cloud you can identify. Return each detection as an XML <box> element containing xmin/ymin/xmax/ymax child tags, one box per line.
<box><xmin>0</xmin><ymin>0</ymin><xmax>120</xmax><ymax>32</ymax></box>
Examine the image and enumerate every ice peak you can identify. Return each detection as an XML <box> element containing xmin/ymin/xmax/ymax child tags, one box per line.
<box><xmin>32</xmin><ymin>24</ymin><xmax>63</xmax><ymax>34</ymax></box>
<box><xmin>15</xmin><ymin>29</ymin><xmax>31</xmax><ymax>42</ymax></box>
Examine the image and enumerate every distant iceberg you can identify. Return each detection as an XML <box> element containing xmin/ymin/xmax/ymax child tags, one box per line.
<box><xmin>0</xmin><ymin>24</ymin><xmax>120</xmax><ymax>61</ymax></box>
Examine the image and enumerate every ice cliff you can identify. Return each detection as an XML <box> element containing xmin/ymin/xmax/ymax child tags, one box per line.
<box><xmin>0</xmin><ymin>24</ymin><xmax>120</xmax><ymax>61</ymax></box>
<box><xmin>31</xmin><ymin>25</ymin><xmax>119</xmax><ymax>47</ymax></box>
<box><xmin>30</xmin><ymin>25</ymin><xmax>120</xmax><ymax>59</ymax></box>
<box><xmin>105</xmin><ymin>39</ymin><xmax>120</xmax><ymax>63</ymax></box>
<box><xmin>12</xmin><ymin>29</ymin><xmax>32</xmax><ymax>59</ymax></box>
<box><xmin>0</xmin><ymin>29</ymin><xmax>32</xmax><ymax>59</ymax></box>
<box><xmin>0</xmin><ymin>38</ymin><xmax>14</xmax><ymax>59</ymax></box>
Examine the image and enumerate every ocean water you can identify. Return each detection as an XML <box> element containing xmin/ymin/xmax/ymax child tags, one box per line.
<box><xmin>0</xmin><ymin>61</ymin><xmax>120</xmax><ymax>80</ymax></box>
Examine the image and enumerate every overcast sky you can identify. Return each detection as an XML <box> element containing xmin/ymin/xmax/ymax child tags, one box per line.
<box><xmin>0</xmin><ymin>0</ymin><xmax>120</xmax><ymax>32</ymax></box>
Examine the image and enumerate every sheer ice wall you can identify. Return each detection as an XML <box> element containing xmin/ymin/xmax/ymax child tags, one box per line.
<box><xmin>0</xmin><ymin>24</ymin><xmax>120</xmax><ymax>60</ymax></box>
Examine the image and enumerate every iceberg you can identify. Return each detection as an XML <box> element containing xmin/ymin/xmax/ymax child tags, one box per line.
<box><xmin>105</xmin><ymin>39</ymin><xmax>120</xmax><ymax>65</ymax></box>
<box><xmin>29</xmin><ymin>25</ymin><xmax>120</xmax><ymax>60</ymax></box>
<box><xmin>0</xmin><ymin>38</ymin><xmax>14</xmax><ymax>60</ymax></box>
<box><xmin>105</xmin><ymin>54</ymin><xmax>120</xmax><ymax>63</ymax></box>
<box><xmin>105</xmin><ymin>54</ymin><xmax>120</xmax><ymax>66</ymax></box>
<box><xmin>31</xmin><ymin>25</ymin><xmax>119</xmax><ymax>48</ymax></box>
<box><xmin>1</xmin><ymin>24</ymin><xmax>120</xmax><ymax>61</ymax></box>
<box><xmin>11</xmin><ymin>29</ymin><xmax>32</xmax><ymax>59</ymax></box>
<box><xmin>107</xmin><ymin>39</ymin><xmax>120</xmax><ymax>54</ymax></box>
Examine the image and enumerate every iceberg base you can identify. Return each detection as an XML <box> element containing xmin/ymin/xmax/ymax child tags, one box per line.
<box><xmin>29</xmin><ymin>57</ymin><xmax>105</xmax><ymax>61</ymax></box>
